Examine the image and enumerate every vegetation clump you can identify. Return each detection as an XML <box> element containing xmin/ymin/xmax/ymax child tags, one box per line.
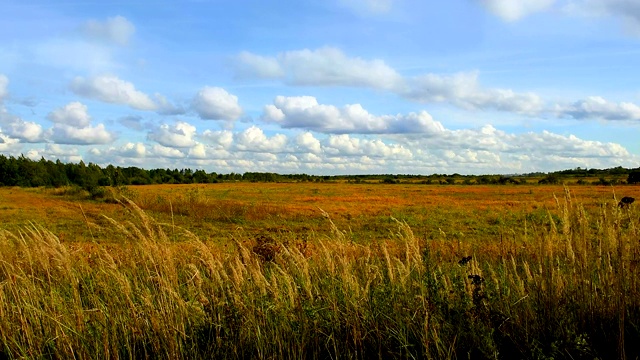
<box><xmin>0</xmin><ymin>154</ymin><xmax>639</xmax><ymax>188</ymax></box>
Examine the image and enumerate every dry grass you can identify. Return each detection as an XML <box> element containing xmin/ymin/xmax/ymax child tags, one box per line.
<box><xmin>0</xmin><ymin>186</ymin><xmax>639</xmax><ymax>358</ymax></box>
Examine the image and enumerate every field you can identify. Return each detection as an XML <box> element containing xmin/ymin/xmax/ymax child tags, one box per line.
<box><xmin>0</xmin><ymin>182</ymin><xmax>639</xmax><ymax>359</ymax></box>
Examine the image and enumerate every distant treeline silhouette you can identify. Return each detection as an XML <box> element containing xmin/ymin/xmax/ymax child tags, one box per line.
<box><xmin>0</xmin><ymin>154</ymin><xmax>638</xmax><ymax>190</ymax></box>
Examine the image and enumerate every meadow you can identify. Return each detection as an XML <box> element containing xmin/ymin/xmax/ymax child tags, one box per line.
<box><xmin>0</xmin><ymin>182</ymin><xmax>639</xmax><ymax>359</ymax></box>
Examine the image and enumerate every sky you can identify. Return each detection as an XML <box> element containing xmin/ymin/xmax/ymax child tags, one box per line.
<box><xmin>1</xmin><ymin>0</ymin><xmax>639</xmax><ymax>175</ymax></box>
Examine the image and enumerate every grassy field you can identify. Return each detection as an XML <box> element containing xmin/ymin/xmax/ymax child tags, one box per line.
<box><xmin>0</xmin><ymin>183</ymin><xmax>639</xmax><ymax>358</ymax></box>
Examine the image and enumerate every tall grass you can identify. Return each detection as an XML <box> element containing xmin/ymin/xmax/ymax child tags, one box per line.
<box><xmin>0</xmin><ymin>190</ymin><xmax>638</xmax><ymax>359</ymax></box>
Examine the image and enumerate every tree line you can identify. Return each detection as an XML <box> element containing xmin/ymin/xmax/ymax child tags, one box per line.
<box><xmin>0</xmin><ymin>155</ymin><xmax>638</xmax><ymax>191</ymax></box>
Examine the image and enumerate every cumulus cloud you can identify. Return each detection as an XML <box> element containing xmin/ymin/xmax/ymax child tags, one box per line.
<box><xmin>70</xmin><ymin>75</ymin><xmax>157</xmax><ymax>110</ymax></box>
<box><xmin>0</xmin><ymin>132</ymin><xmax>20</xmax><ymax>151</ymax></box>
<box><xmin>554</xmin><ymin>96</ymin><xmax>640</xmax><ymax>120</ymax></box>
<box><xmin>47</xmin><ymin>102</ymin><xmax>92</xmax><ymax>127</ymax></box>
<box><xmin>44</xmin><ymin>144</ymin><xmax>81</xmax><ymax>157</ymax></box>
<box><xmin>151</xmin><ymin>144</ymin><xmax>186</xmax><ymax>159</ymax></box>
<box><xmin>515</xmin><ymin>130</ymin><xmax>630</xmax><ymax>158</ymax></box>
<box><xmin>325</xmin><ymin>134</ymin><xmax>412</xmax><ymax>158</ymax></box>
<box><xmin>477</xmin><ymin>0</ymin><xmax>556</xmax><ymax>21</ymax></box>
<box><xmin>295</xmin><ymin>132</ymin><xmax>322</xmax><ymax>154</ymax></box>
<box><xmin>237</xmin><ymin>48</ymin><xmax>545</xmax><ymax>115</ymax></box>
<box><xmin>236</xmin><ymin>48</ymin><xmax>640</xmax><ymax>121</ymax></box>
<box><xmin>147</xmin><ymin>121</ymin><xmax>197</xmax><ymax>148</ymax></box>
<box><xmin>87</xmin><ymin>143</ymin><xmax>147</xmax><ymax>164</ymax></box>
<box><xmin>235</xmin><ymin>47</ymin><xmax>403</xmax><ymax>90</ymax></box>
<box><xmin>0</xmin><ymin>106</ymin><xmax>45</xmax><ymax>143</ymax></box>
<box><xmin>48</xmin><ymin>123</ymin><xmax>115</xmax><ymax>145</ymax></box>
<box><xmin>234</xmin><ymin>126</ymin><xmax>288</xmax><ymax>152</ymax></box>
<box><xmin>117</xmin><ymin>142</ymin><xmax>147</xmax><ymax>158</ymax></box>
<box><xmin>188</xmin><ymin>143</ymin><xmax>208</xmax><ymax>159</ymax></box>
<box><xmin>398</xmin><ymin>124</ymin><xmax>632</xmax><ymax>168</ymax></box>
<box><xmin>3</xmin><ymin>119</ymin><xmax>44</xmax><ymax>143</ymax></box>
<box><xmin>201</xmin><ymin>129</ymin><xmax>234</xmax><ymax>149</ymax></box>
<box><xmin>84</xmin><ymin>120</ymin><xmax>639</xmax><ymax>174</ymax></box>
<box><xmin>262</xmin><ymin>96</ymin><xmax>446</xmax><ymax>134</ymax></box>
<box><xmin>41</xmin><ymin>102</ymin><xmax>116</xmax><ymax>145</ymax></box>
<box><xmin>0</xmin><ymin>74</ymin><xmax>8</xmax><ymax>101</ymax></box>
<box><xmin>24</xmin><ymin>144</ymin><xmax>84</xmax><ymax>163</ymax></box>
<box><xmin>403</xmin><ymin>72</ymin><xmax>544</xmax><ymax>114</ymax></box>
<box><xmin>81</xmin><ymin>16</ymin><xmax>136</xmax><ymax>46</ymax></box>
<box><xmin>192</xmin><ymin>87</ymin><xmax>243</xmax><ymax>121</ymax></box>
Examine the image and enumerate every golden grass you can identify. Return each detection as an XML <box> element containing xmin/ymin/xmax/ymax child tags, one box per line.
<box><xmin>0</xmin><ymin>186</ymin><xmax>639</xmax><ymax>358</ymax></box>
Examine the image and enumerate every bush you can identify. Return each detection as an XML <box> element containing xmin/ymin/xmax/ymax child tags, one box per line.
<box><xmin>628</xmin><ymin>171</ymin><xmax>640</xmax><ymax>184</ymax></box>
<box><xmin>89</xmin><ymin>186</ymin><xmax>108</xmax><ymax>200</ymax></box>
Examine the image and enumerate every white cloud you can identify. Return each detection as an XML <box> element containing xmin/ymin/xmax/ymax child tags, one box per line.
<box><xmin>48</xmin><ymin>123</ymin><xmax>115</xmax><ymax>145</ymax></box>
<box><xmin>300</xmin><ymin>153</ymin><xmax>323</xmax><ymax>163</ymax></box>
<box><xmin>398</xmin><ymin>124</ymin><xmax>632</xmax><ymax>169</ymax></box>
<box><xmin>238</xmin><ymin>49</ymin><xmax>544</xmax><ymax>115</ymax></box>
<box><xmin>45</xmin><ymin>144</ymin><xmax>80</xmax><ymax>157</ymax></box>
<box><xmin>147</xmin><ymin>121</ymin><xmax>197</xmax><ymax>148</ymax></box>
<box><xmin>151</xmin><ymin>144</ymin><xmax>186</xmax><ymax>159</ymax></box>
<box><xmin>554</xmin><ymin>96</ymin><xmax>640</xmax><ymax>120</ymax></box>
<box><xmin>234</xmin><ymin>126</ymin><xmax>287</xmax><ymax>152</ymax></box>
<box><xmin>262</xmin><ymin>95</ymin><xmax>446</xmax><ymax>134</ymax></box>
<box><xmin>3</xmin><ymin>119</ymin><xmax>44</xmax><ymax>143</ymax></box>
<box><xmin>237</xmin><ymin>47</ymin><xmax>403</xmax><ymax>90</ymax></box>
<box><xmin>234</xmin><ymin>126</ymin><xmax>288</xmax><ymax>152</ymax></box>
<box><xmin>47</xmin><ymin>102</ymin><xmax>92</xmax><ymax>127</ymax></box>
<box><xmin>295</xmin><ymin>132</ymin><xmax>322</xmax><ymax>154</ymax></box>
<box><xmin>0</xmin><ymin>105</ymin><xmax>45</xmax><ymax>143</ymax></box>
<box><xmin>478</xmin><ymin>0</ymin><xmax>557</xmax><ymax>21</ymax></box>
<box><xmin>118</xmin><ymin>142</ymin><xmax>147</xmax><ymax>158</ymax></box>
<box><xmin>0</xmin><ymin>132</ymin><xmax>20</xmax><ymax>152</ymax></box>
<box><xmin>82</xmin><ymin>119</ymin><xmax>639</xmax><ymax>174</ymax></box>
<box><xmin>515</xmin><ymin>130</ymin><xmax>631</xmax><ymax>158</ymax></box>
<box><xmin>192</xmin><ymin>87</ymin><xmax>243</xmax><ymax>121</ymax></box>
<box><xmin>29</xmin><ymin>144</ymin><xmax>84</xmax><ymax>163</ymax></box>
<box><xmin>235</xmin><ymin>51</ymin><xmax>284</xmax><ymax>79</ymax></box>
<box><xmin>188</xmin><ymin>143</ymin><xmax>208</xmax><ymax>159</ymax></box>
<box><xmin>325</xmin><ymin>134</ymin><xmax>412</xmax><ymax>159</ymax></box>
<box><xmin>70</xmin><ymin>75</ymin><xmax>157</xmax><ymax>111</ymax></box>
<box><xmin>404</xmin><ymin>72</ymin><xmax>544</xmax><ymax>114</ymax></box>
<box><xmin>201</xmin><ymin>129</ymin><xmax>234</xmax><ymax>149</ymax></box>
<box><xmin>0</xmin><ymin>74</ymin><xmax>8</xmax><ymax>101</ymax></box>
<box><xmin>81</xmin><ymin>16</ymin><xmax>136</xmax><ymax>46</ymax></box>
<box><xmin>87</xmin><ymin>142</ymin><xmax>147</xmax><ymax>163</ymax></box>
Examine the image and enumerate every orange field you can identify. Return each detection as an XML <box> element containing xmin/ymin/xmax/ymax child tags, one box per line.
<box><xmin>1</xmin><ymin>182</ymin><xmax>640</xmax><ymax>358</ymax></box>
<box><xmin>1</xmin><ymin>183</ymin><xmax>637</xmax><ymax>246</ymax></box>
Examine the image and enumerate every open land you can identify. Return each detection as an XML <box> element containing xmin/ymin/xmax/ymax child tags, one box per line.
<box><xmin>0</xmin><ymin>183</ymin><xmax>639</xmax><ymax>359</ymax></box>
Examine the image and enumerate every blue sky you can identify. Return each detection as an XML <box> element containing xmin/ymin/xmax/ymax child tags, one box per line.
<box><xmin>1</xmin><ymin>0</ymin><xmax>639</xmax><ymax>175</ymax></box>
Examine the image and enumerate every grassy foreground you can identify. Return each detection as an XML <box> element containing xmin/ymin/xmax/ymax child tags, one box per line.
<box><xmin>0</xmin><ymin>189</ymin><xmax>639</xmax><ymax>359</ymax></box>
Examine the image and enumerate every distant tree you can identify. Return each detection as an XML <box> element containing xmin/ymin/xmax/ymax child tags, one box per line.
<box><xmin>628</xmin><ymin>171</ymin><xmax>640</xmax><ymax>185</ymax></box>
<box><xmin>193</xmin><ymin>170</ymin><xmax>211</xmax><ymax>183</ymax></box>
<box><xmin>538</xmin><ymin>174</ymin><xmax>560</xmax><ymax>185</ymax></box>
